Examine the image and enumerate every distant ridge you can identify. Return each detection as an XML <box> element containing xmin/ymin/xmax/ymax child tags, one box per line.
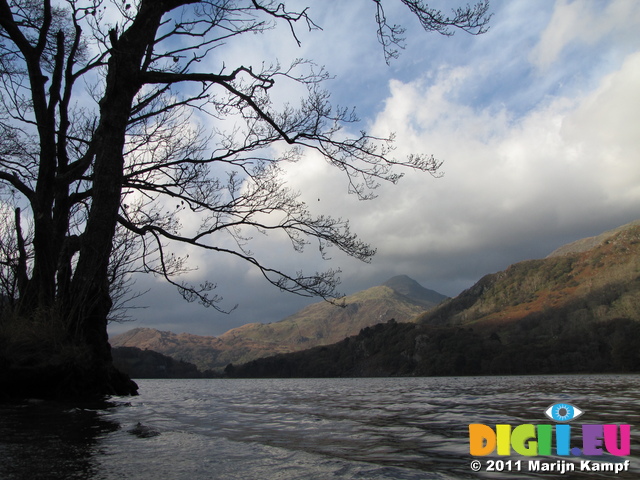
<box><xmin>228</xmin><ymin>220</ymin><xmax>640</xmax><ymax>378</ymax></box>
<box><xmin>111</xmin><ymin>276</ymin><xmax>446</xmax><ymax>371</ymax></box>
<box><xmin>547</xmin><ymin>219</ymin><xmax>640</xmax><ymax>257</ymax></box>
<box><xmin>382</xmin><ymin>275</ymin><xmax>448</xmax><ymax>306</ymax></box>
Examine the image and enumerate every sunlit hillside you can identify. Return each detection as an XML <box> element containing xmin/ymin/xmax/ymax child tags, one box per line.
<box><xmin>111</xmin><ymin>276</ymin><xmax>446</xmax><ymax>371</ymax></box>
<box><xmin>418</xmin><ymin>221</ymin><xmax>640</xmax><ymax>331</ymax></box>
<box><xmin>229</xmin><ymin>220</ymin><xmax>640</xmax><ymax>377</ymax></box>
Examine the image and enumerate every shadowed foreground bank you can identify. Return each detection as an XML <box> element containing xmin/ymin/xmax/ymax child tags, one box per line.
<box><xmin>0</xmin><ymin>310</ymin><xmax>137</xmax><ymax>400</ymax></box>
<box><xmin>0</xmin><ymin>362</ymin><xmax>138</xmax><ymax>400</ymax></box>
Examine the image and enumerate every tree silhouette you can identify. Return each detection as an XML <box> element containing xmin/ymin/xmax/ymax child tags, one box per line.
<box><xmin>0</xmin><ymin>0</ymin><xmax>490</xmax><ymax>396</ymax></box>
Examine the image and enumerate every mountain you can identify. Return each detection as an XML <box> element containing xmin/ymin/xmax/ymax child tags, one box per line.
<box><xmin>546</xmin><ymin>219</ymin><xmax>640</xmax><ymax>257</ymax></box>
<box><xmin>109</xmin><ymin>329</ymin><xmax>228</xmax><ymax>371</ymax></box>
<box><xmin>110</xmin><ymin>276</ymin><xmax>447</xmax><ymax>371</ymax></box>
<box><xmin>112</xmin><ymin>346</ymin><xmax>207</xmax><ymax>379</ymax></box>
<box><xmin>228</xmin><ymin>220</ymin><xmax>640</xmax><ymax>377</ymax></box>
<box><xmin>417</xmin><ymin>220</ymin><xmax>640</xmax><ymax>329</ymax></box>
<box><xmin>382</xmin><ymin>275</ymin><xmax>448</xmax><ymax>306</ymax></box>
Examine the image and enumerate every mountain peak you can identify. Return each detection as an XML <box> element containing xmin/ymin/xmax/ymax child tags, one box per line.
<box><xmin>383</xmin><ymin>275</ymin><xmax>422</xmax><ymax>292</ymax></box>
<box><xmin>111</xmin><ymin>277</ymin><xmax>448</xmax><ymax>371</ymax></box>
<box><xmin>382</xmin><ymin>275</ymin><xmax>448</xmax><ymax>306</ymax></box>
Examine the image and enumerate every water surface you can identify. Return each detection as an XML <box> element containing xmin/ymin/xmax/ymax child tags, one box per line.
<box><xmin>1</xmin><ymin>375</ymin><xmax>639</xmax><ymax>479</ymax></box>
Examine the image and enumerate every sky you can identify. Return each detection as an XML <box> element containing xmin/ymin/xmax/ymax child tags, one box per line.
<box><xmin>108</xmin><ymin>0</ymin><xmax>640</xmax><ymax>337</ymax></box>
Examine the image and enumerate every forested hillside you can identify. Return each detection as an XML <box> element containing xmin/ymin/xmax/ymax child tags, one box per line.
<box><xmin>228</xmin><ymin>221</ymin><xmax>640</xmax><ymax>377</ymax></box>
<box><xmin>111</xmin><ymin>276</ymin><xmax>446</xmax><ymax>371</ymax></box>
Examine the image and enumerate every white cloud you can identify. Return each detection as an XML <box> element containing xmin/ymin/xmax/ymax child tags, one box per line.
<box><xmin>561</xmin><ymin>52</ymin><xmax>640</xmax><ymax>201</ymax></box>
<box><xmin>273</xmin><ymin>41</ymin><xmax>640</xmax><ymax>295</ymax></box>
<box><xmin>110</xmin><ymin>2</ymin><xmax>640</xmax><ymax>337</ymax></box>
<box><xmin>531</xmin><ymin>0</ymin><xmax>640</xmax><ymax>70</ymax></box>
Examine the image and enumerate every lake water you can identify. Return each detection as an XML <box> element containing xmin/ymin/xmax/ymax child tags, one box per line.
<box><xmin>1</xmin><ymin>375</ymin><xmax>639</xmax><ymax>479</ymax></box>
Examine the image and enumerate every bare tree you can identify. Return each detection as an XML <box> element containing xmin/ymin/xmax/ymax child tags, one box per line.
<box><xmin>0</xmin><ymin>0</ymin><xmax>490</xmax><ymax>396</ymax></box>
<box><xmin>0</xmin><ymin>203</ymin><xmax>31</xmax><ymax>308</ymax></box>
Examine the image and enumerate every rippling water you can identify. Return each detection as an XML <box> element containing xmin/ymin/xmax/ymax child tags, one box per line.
<box><xmin>1</xmin><ymin>375</ymin><xmax>639</xmax><ymax>479</ymax></box>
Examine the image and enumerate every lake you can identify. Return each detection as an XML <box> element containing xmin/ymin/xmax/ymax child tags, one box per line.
<box><xmin>1</xmin><ymin>375</ymin><xmax>639</xmax><ymax>479</ymax></box>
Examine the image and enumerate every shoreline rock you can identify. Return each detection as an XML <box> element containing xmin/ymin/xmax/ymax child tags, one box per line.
<box><xmin>0</xmin><ymin>362</ymin><xmax>138</xmax><ymax>401</ymax></box>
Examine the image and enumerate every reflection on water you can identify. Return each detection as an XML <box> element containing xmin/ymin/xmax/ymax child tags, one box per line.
<box><xmin>0</xmin><ymin>400</ymin><xmax>119</xmax><ymax>479</ymax></box>
<box><xmin>0</xmin><ymin>375</ymin><xmax>639</xmax><ymax>479</ymax></box>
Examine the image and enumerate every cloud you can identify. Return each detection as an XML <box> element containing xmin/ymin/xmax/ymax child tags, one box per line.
<box><xmin>274</xmin><ymin>31</ymin><xmax>640</xmax><ymax>297</ymax></box>
<box><xmin>530</xmin><ymin>0</ymin><xmax>640</xmax><ymax>70</ymax></box>
<box><xmin>561</xmin><ymin>52</ymin><xmax>640</xmax><ymax>199</ymax></box>
<box><xmin>110</xmin><ymin>1</ymin><xmax>640</xmax><ymax>338</ymax></box>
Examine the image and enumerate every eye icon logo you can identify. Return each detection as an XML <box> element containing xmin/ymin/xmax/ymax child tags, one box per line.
<box><xmin>470</xmin><ymin>402</ymin><xmax>630</xmax><ymax>457</ymax></box>
<box><xmin>544</xmin><ymin>403</ymin><xmax>584</xmax><ymax>422</ymax></box>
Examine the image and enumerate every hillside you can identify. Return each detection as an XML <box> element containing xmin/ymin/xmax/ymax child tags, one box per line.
<box><xmin>228</xmin><ymin>220</ymin><xmax>640</xmax><ymax>377</ymax></box>
<box><xmin>109</xmin><ymin>329</ymin><xmax>228</xmax><ymax>371</ymax></box>
<box><xmin>418</xmin><ymin>221</ymin><xmax>640</xmax><ymax>330</ymax></box>
<box><xmin>382</xmin><ymin>275</ymin><xmax>448</xmax><ymax>306</ymax></box>
<box><xmin>112</xmin><ymin>346</ymin><xmax>208</xmax><ymax>379</ymax></box>
<box><xmin>110</xmin><ymin>276</ymin><xmax>446</xmax><ymax>371</ymax></box>
<box><xmin>546</xmin><ymin>219</ymin><xmax>640</xmax><ymax>257</ymax></box>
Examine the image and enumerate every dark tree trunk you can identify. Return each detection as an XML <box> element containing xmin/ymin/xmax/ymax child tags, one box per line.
<box><xmin>59</xmin><ymin>0</ymin><xmax>186</xmax><ymax>398</ymax></box>
<box><xmin>1</xmin><ymin>0</ymin><xmax>188</xmax><ymax>399</ymax></box>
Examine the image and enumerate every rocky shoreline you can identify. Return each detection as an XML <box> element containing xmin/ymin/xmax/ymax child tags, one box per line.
<box><xmin>0</xmin><ymin>361</ymin><xmax>138</xmax><ymax>401</ymax></box>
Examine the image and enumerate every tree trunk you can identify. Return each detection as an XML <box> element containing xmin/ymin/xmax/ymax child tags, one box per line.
<box><xmin>63</xmin><ymin>1</ymin><xmax>175</xmax><ymax>397</ymax></box>
<box><xmin>1</xmin><ymin>0</ymin><xmax>194</xmax><ymax>399</ymax></box>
